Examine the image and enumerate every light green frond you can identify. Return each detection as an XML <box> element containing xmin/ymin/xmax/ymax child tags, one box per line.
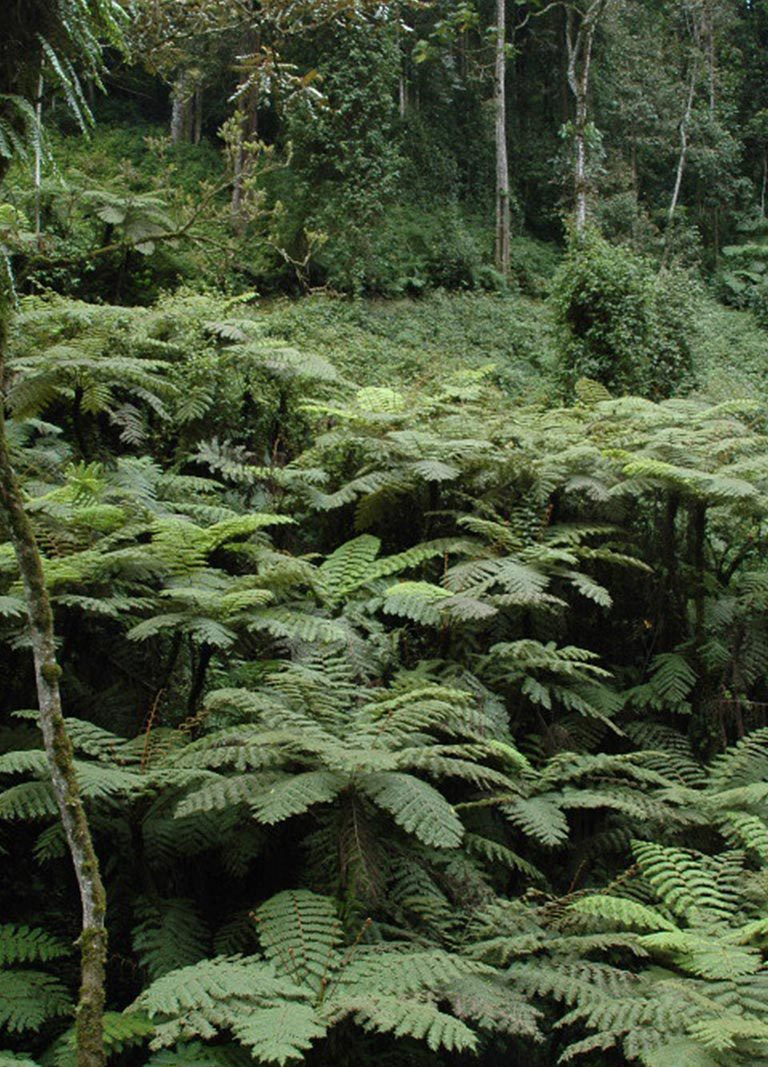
<box><xmin>229</xmin><ymin>1002</ymin><xmax>327</xmax><ymax>1065</ymax></box>
<box><xmin>569</xmin><ymin>895</ymin><xmax>679</xmax><ymax>933</ymax></box>
<box><xmin>502</xmin><ymin>793</ymin><xmax>569</xmax><ymax>847</ymax></box>
<box><xmin>255</xmin><ymin>890</ymin><xmax>342</xmax><ymax>992</ymax></box>
<box><xmin>330</xmin><ymin>994</ymin><xmax>478</xmax><ymax>1053</ymax></box>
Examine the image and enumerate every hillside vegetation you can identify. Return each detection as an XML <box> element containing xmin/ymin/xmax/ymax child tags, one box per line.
<box><xmin>2</xmin><ymin>3</ymin><xmax>768</xmax><ymax>1067</ymax></box>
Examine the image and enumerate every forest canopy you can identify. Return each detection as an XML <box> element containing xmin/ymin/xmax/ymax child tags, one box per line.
<box><xmin>2</xmin><ymin>2</ymin><xmax>768</xmax><ymax>1067</ymax></box>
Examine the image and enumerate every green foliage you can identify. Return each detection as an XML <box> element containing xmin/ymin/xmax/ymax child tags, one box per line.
<box><xmin>717</xmin><ymin>241</ymin><xmax>768</xmax><ymax>314</ymax></box>
<box><xmin>280</xmin><ymin>15</ymin><xmax>403</xmax><ymax>294</ymax></box>
<box><xmin>0</xmin><ymin>926</ymin><xmax>71</xmax><ymax>1036</ymax></box>
<box><xmin>3</xmin><ymin>280</ymin><xmax>768</xmax><ymax>1066</ymax></box>
<box><xmin>8</xmin><ymin>1</ymin><xmax>768</xmax><ymax>1063</ymax></box>
<box><xmin>131</xmin><ymin>889</ymin><xmax>506</xmax><ymax>1063</ymax></box>
<box><xmin>257</xmin><ymin>290</ymin><xmax>555</xmax><ymax>396</ymax></box>
<box><xmin>552</xmin><ymin>232</ymin><xmax>695</xmax><ymax>398</ymax></box>
<box><xmin>132</xmin><ymin>897</ymin><xmax>209</xmax><ymax>980</ymax></box>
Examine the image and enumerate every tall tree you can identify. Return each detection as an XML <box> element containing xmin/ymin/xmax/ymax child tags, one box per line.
<box><xmin>495</xmin><ymin>0</ymin><xmax>511</xmax><ymax>274</ymax></box>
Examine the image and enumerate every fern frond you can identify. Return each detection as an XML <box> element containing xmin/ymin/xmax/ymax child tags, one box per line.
<box><xmin>255</xmin><ymin>890</ymin><xmax>342</xmax><ymax>993</ymax></box>
<box><xmin>0</xmin><ymin>971</ymin><xmax>71</xmax><ymax>1032</ymax></box>
<box><xmin>0</xmin><ymin>925</ymin><xmax>68</xmax><ymax>965</ymax></box>
<box><xmin>568</xmin><ymin>896</ymin><xmax>678</xmax><ymax>933</ymax></box>
<box><xmin>360</xmin><ymin>772</ymin><xmax>464</xmax><ymax>848</ymax></box>
<box><xmin>502</xmin><ymin>794</ymin><xmax>569</xmax><ymax>847</ymax></box>
<box><xmin>229</xmin><ymin>1003</ymin><xmax>327</xmax><ymax>1065</ymax></box>
<box><xmin>250</xmin><ymin>772</ymin><xmax>346</xmax><ymax>825</ymax></box>
<box><xmin>633</xmin><ymin>842</ymin><xmax>738</xmax><ymax>923</ymax></box>
<box><xmin>329</xmin><ymin>994</ymin><xmax>478</xmax><ymax>1053</ymax></box>
<box><xmin>133</xmin><ymin>898</ymin><xmax>209</xmax><ymax>980</ymax></box>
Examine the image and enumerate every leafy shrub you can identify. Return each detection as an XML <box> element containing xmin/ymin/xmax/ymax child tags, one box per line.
<box><xmin>552</xmin><ymin>231</ymin><xmax>695</xmax><ymax>397</ymax></box>
<box><xmin>717</xmin><ymin>241</ymin><xmax>768</xmax><ymax>309</ymax></box>
<box><xmin>691</xmin><ymin>297</ymin><xmax>768</xmax><ymax>399</ymax></box>
<box><xmin>302</xmin><ymin>202</ymin><xmax>495</xmax><ymax>296</ymax></box>
<box><xmin>507</xmin><ymin>236</ymin><xmax>561</xmax><ymax>297</ymax></box>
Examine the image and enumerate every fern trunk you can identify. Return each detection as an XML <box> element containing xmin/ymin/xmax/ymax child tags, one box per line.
<box><xmin>0</xmin><ymin>291</ymin><xmax>107</xmax><ymax>1067</ymax></box>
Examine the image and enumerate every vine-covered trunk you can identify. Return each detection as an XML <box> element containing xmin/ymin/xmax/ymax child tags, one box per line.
<box><xmin>0</xmin><ymin>292</ymin><xmax>107</xmax><ymax>1067</ymax></box>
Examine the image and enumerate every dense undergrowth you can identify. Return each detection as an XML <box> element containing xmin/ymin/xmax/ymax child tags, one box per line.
<box><xmin>2</xmin><ymin>280</ymin><xmax>768</xmax><ymax>1066</ymax></box>
<box><xmin>6</xmin><ymin>1</ymin><xmax>768</xmax><ymax>1063</ymax></box>
<box><xmin>4</xmin><ymin>66</ymin><xmax>768</xmax><ymax>1067</ymax></box>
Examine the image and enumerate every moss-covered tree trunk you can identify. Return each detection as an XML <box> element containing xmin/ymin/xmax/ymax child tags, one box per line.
<box><xmin>0</xmin><ymin>291</ymin><xmax>107</xmax><ymax>1067</ymax></box>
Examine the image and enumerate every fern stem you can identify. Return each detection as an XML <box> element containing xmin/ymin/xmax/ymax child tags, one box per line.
<box><xmin>0</xmin><ymin>292</ymin><xmax>107</xmax><ymax>1067</ymax></box>
<box><xmin>188</xmin><ymin>642</ymin><xmax>214</xmax><ymax>715</ymax></box>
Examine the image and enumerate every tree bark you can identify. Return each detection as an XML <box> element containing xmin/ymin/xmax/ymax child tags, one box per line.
<box><xmin>0</xmin><ymin>288</ymin><xmax>107</xmax><ymax>1067</ymax></box>
<box><xmin>193</xmin><ymin>83</ymin><xmax>203</xmax><ymax>145</ymax></box>
<box><xmin>33</xmin><ymin>75</ymin><xmax>43</xmax><ymax>238</ymax></box>
<box><xmin>171</xmin><ymin>70</ymin><xmax>192</xmax><ymax>143</ymax></box>
<box><xmin>565</xmin><ymin>2</ymin><xmax>608</xmax><ymax>237</ymax></box>
<box><xmin>494</xmin><ymin>0</ymin><xmax>511</xmax><ymax>275</ymax></box>
<box><xmin>230</xmin><ymin>86</ymin><xmax>259</xmax><ymax>233</ymax></box>
<box><xmin>668</xmin><ymin>62</ymin><xmax>697</xmax><ymax>227</ymax></box>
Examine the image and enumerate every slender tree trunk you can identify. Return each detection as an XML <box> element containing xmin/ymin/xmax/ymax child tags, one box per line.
<box><xmin>761</xmin><ymin>147</ymin><xmax>766</xmax><ymax>219</ymax></box>
<box><xmin>170</xmin><ymin>71</ymin><xmax>191</xmax><ymax>143</ymax></box>
<box><xmin>398</xmin><ymin>23</ymin><xmax>407</xmax><ymax>119</ymax></box>
<box><xmin>565</xmin><ymin>1</ymin><xmax>608</xmax><ymax>237</ymax></box>
<box><xmin>658</xmin><ymin>491</ymin><xmax>680</xmax><ymax>646</ymax></box>
<box><xmin>703</xmin><ymin>0</ymin><xmax>715</xmax><ymax>116</ymax></box>
<box><xmin>668</xmin><ymin>63</ymin><xmax>697</xmax><ymax>227</ymax></box>
<box><xmin>187</xmin><ymin>643</ymin><xmax>213</xmax><ymax>716</ymax></box>
<box><xmin>33</xmin><ymin>75</ymin><xmax>43</xmax><ymax>238</ymax></box>
<box><xmin>689</xmin><ymin>501</ymin><xmax>708</xmax><ymax>656</ymax></box>
<box><xmin>231</xmin><ymin>139</ymin><xmax>245</xmax><ymax>225</ymax></box>
<box><xmin>494</xmin><ymin>0</ymin><xmax>511</xmax><ymax>275</ymax></box>
<box><xmin>230</xmin><ymin>86</ymin><xmax>259</xmax><ymax>233</ymax></box>
<box><xmin>193</xmin><ymin>84</ymin><xmax>203</xmax><ymax>145</ymax></box>
<box><xmin>573</xmin><ymin>76</ymin><xmax>589</xmax><ymax>234</ymax></box>
<box><xmin>0</xmin><ymin>287</ymin><xmax>107</xmax><ymax>1067</ymax></box>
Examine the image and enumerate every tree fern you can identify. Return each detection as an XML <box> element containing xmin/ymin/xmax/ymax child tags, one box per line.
<box><xmin>360</xmin><ymin>772</ymin><xmax>464</xmax><ymax>849</ymax></box>
<box><xmin>255</xmin><ymin>890</ymin><xmax>342</xmax><ymax>992</ymax></box>
<box><xmin>132</xmin><ymin>897</ymin><xmax>210</xmax><ymax>980</ymax></box>
<box><xmin>131</xmin><ymin>890</ymin><xmax>508</xmax><ymax>1062</ymax></box>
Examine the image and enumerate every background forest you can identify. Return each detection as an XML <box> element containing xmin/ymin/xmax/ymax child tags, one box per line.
<box><xmin>5</xmin><ymin>2</ymin><xmax>768</xmax><ymax>1067</ymax></box>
